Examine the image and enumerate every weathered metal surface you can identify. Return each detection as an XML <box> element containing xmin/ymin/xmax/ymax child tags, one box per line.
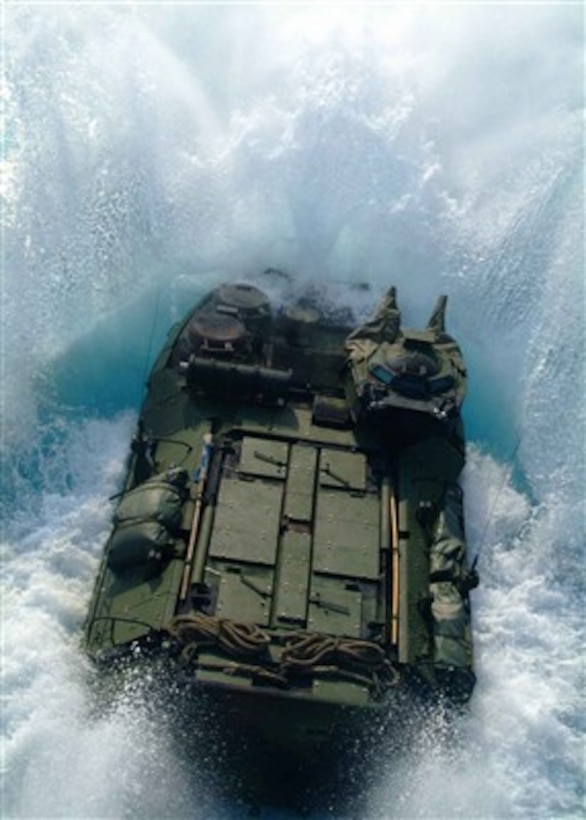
<box><xmin>209</xmin><ymin>478</ymin><xmax>283</xmax><ymax>565</ymax></box>
<box><xmin>313</xmin><ymin>490</ymin><xmax>380</xmax><ymax>580</ymax></box>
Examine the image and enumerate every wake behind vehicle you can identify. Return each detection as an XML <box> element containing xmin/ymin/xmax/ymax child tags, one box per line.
<box><xmin>84</xmin><ymin>273</ymin><xmax>478</xmax><ymax>795</ymax></box>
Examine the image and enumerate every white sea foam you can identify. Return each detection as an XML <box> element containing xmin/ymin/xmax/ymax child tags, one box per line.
<box><xmin>2</xmin><ymin>5</ymin><xmax>583</xmax><ymax>818</ymax></box>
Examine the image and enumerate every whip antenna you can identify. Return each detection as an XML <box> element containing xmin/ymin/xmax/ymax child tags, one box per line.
<box><xmin>141</xmin><ymin>286</ymin><xmax>161</xmax><ymax>389</ymax></box>
<box><xmin>472</xmin><ymin>431</ymin><xmax>523</xmax><ymax>570</ymax></box>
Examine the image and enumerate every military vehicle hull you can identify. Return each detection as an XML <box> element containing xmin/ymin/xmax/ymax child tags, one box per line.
<box><xmin>85</xmin><ymin>275</ymin><xmax>477</xmax><ymax>772</ymax></box>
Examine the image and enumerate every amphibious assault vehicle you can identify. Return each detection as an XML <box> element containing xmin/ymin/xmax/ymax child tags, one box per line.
<box><xmin>85</xmin><ymin>274</ymin><xmax>477</xmax><ymax>765</ymax></box>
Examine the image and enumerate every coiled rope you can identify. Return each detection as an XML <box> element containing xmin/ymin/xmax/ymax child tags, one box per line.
<box><xmin>281</xmin><ymin>632</ymin><xmax>386</xmax><ymax>672</ymax></box>
<box><xmin>167</xmin><ymin>615</ymin><xmax>396</xmax><ymax>692</ymax></box>
<box><xmin>168</xmin><ymin>613</ymin><xmax>270</xmax><ymax>659</ymax></box>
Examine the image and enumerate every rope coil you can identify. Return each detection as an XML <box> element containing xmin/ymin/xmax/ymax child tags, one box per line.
<box><xmin>281</xmin><ymin>632</ymin><xmax>386</xmax><ymax>672</ymax></box>
<box><xmin>167</xmin><ymin>615</ymin><xmax>396</xmax><ymax>692</ymax></box>
<box><xmin>168</xmin><ymin>613</ymin><xmax>270</xmax><ymax>659</ymax></box>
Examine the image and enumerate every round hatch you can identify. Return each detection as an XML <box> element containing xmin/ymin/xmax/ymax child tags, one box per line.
<box><xmin>217</xmin><ymin>283</ymin><xmax>270</xmax><ymax>315</ymax></box>
<box><xmin>284</xmin><ymin>304</ymin><xmax>321</xmax><ymax>324</ymax></box>
<box><xmin>216</xmin><ymin>283</ymin><xmax>271</xmax><ymax>336</ymax></box>
<box><xmin>183</xmin><ymin>311</ymin><xmax>248</xmax><ymax>353</ymax></box>
<box><xmin>385</xmin><ymin>351</ymin><xmax>439</xmax><ymax>378</ymax></box>
<box><xmin>370</xmin><ymin>349</ymin><xmax>441</xmax><ymax>398</ymax></box>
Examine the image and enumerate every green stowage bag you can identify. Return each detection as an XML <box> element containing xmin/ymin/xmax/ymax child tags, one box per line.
<box><xmin>107</xmin><ymin>469</ymin><xmax>188</xmax><ymax>575</ymax></box>
<box><xmin>429</xmin><ymin>485</ymin><xmax>473</xmax><ymax>670</ymax></box>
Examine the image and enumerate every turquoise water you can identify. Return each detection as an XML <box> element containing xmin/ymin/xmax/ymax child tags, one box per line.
<box><xmin>2</xmin><ymin>6</ymin><xmax>583</xmax><ymax>818</ymax></box>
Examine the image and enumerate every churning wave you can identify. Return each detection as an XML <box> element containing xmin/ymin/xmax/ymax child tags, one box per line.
<box><xmin>2</xmin><ymin>5</ymin><xmax>584</xmax><ymax>818</ymax></box>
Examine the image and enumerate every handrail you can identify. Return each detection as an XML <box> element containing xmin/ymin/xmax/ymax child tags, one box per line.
<box><xmin>179</xmin><ymin>433</ymin><xmax>213</xmax><ymax>601</ymax></box>
<box><xmin>389</xmin><ymin>483</ymin><xmax>400</xmax><ymax>646</ymax></box>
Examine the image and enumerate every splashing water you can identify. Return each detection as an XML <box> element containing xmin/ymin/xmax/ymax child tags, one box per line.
<box><xmin>2</xmin><ymin>5</ymin><xmax>584</xmax><ymax>818</ymax></box>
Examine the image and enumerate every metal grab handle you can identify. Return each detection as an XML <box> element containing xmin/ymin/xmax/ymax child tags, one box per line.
<box><xmin>179</xmin><ymin>433</ymin><xmax>213</xmax><ymax>601</ymax></box>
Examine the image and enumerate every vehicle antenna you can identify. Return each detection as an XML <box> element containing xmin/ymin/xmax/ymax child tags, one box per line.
<box><xmin>141</xmin><ymin>286</ymin><xmax>162</xmax><ymax>390</ymax></box>
<box><xmin>471</xmin><ymin>431</ymin><xmax>523</xmax><ymax>571</ymax></box>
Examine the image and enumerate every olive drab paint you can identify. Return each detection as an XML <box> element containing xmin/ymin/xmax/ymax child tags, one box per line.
<box><xmin>84</xmin><ymin>273</ymin><xmax>478</xmax><ymax>756</ymax></box>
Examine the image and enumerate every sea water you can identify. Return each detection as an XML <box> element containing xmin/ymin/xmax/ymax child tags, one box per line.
<box><xmin>2</xmin><ymin>5</ymin><xmax>583</xmax><ymax>818</ymax></box>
